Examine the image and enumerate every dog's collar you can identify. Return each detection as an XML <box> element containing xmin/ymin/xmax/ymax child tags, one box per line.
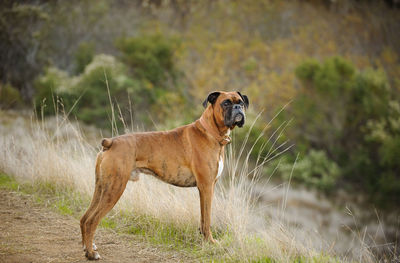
<box><xmin>196</xmin><ymin>117</ymin><xmax>231</xmax><ymax>146</ymax></box>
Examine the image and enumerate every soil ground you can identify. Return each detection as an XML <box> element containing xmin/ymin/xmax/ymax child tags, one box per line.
<box><xmin>0</xmin><ymin>189</ymin><xmax>193</xmax><ymax>263</ymax></box>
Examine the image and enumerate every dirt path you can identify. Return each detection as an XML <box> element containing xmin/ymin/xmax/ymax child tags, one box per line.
<box><xmin>0</xmin><ymin>189</ymin><xmax>193</xmax><ymax>263</ymax></box>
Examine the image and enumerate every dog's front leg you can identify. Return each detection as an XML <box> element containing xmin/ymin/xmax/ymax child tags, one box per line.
<box><xmin>197</xmin><ymin>181</ymin><xmax>216</xmax><ymax>243</ymax></box>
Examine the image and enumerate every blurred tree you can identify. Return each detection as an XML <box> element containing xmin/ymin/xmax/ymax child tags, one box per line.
<box><xmin>279</xmin><ymin>150</ymin><xmax>340</xmax><ymax>192</ymax></box>
<box><xmin>34</xmin><ymin>35</ymin><xmax>193</xmax><ymax>130</ymax></box>
<box><xmin>115</xmin><ymin>34</ymin><xmax>193</xmax><ymax>125</ymax></box>
<box><xmin>116</xmin><ymin>34</ymin><xmax>178</xmax><ymax>87</ymax></box>
<box><xmin>34</xmin><ymin>55</ymin><xmax>134</xmax><ymax>129</ymax></box>
<box><xmin>0</xmin><ymin>83</ymin><xmax>23</xmax><ymax>109</ymax></box>
<box><xmin>292</xmin><ymin>57</ymin><xmax>356</xmax><ymax>155</ymax></box>
<box><xmin>282</xmin><ymin>57</ymin><xmax>399</xmax><ymax>205</ymax></box>
<box><xmin>33</xmin><ymin>67</ymin><xmax>69</xmax><ymax>116</ymax></box>
<box><xmin>0</xmin><ymin>1</ymin><xmax>49</xmax><ymax>101</ymax></box>
<box><xmin>74</xmin><ymin>42</ymin><xmax>95</xmax><ymax>75</ymax></box>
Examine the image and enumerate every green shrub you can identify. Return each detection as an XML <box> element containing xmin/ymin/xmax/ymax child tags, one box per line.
<box><xmin>115</xmin><ymin>34</ymin><xmax>179</xmax><ymax>87</ymax></box>
<box><xmin>33</xmin><ymin>67</ymin><xmax>69</xmax><ymax>116</ymax></box>
<box><xmin>364</xmin><ymin>101</ymin><xmax>400</xmax><ymax>204</ymax></box>
<box><xmin>115</xmin><ymin>34</ymin><xmax>191</xmax><ymax>125</ymax></box>
<box><xmin>0</xmin><ymin>83</ymin><xmax>23</xmax><ymax>109</ymax></box>
<box><xmin>34</xmin><ymin>34</ymin><xmax>192</xmax><ymax>130</ymax></box>
<box><xmin>74</xmin><ymin>42</ymin><xmax>95</xmax><ymax>75</ymax></box>
<box><xmin>65</xmin><ymin>54</ymin><xmax>135</xmax><ymax>129</ymax></box>
<box><xmin>34</xmin><ymin>47</ymin><xmax>191</xmax><ymax>130</ymax></box>
<box><xmin>289</xmin><ymin>56</ymin><xmax>356</xmax><ymax>153</ymax></box>
<box><xmin>281</xmin><ymin>56</ymin><xmax>399</xmax><ymax>205</ymax></box>
<box><xmin>279</xmin><ymin>150</ymin><xmax>340</xmax><ymax>192</ymax></box>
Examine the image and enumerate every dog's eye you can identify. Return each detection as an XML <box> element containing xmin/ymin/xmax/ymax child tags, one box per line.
<box><xmin>238</xmin><ymin>101</ymin><xmax>244</xmax><ymax>106</ymax></box>
<box><xmin>223</xmin><ymin>100</ymin><xmax>231</xmax><ymax>106</ymax></box>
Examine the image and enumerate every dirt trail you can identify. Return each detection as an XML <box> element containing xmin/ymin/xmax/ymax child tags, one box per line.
<box><xmin>0</xmin><ymin>189</ymin><xmax>193</xmax><ymax>263</ymax></box>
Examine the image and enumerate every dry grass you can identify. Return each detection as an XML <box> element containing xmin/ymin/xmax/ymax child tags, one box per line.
<box><xmin>0</xmin><ymin>110</ymin><xmax>376</xmax><ymax>262</ymax></box>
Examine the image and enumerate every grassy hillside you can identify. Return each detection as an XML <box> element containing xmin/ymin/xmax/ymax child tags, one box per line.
<box><xmin>1</xmin><ymin>1</ymin><xmax>399</xmax><ymax>260</ymax></box>
<box><xmin>0</xmin><ymin>110</ymin><xmax>371</xmax><ymax>262</ymax></box>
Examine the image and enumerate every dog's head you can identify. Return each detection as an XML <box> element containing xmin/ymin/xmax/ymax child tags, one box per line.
<box><xmin>202</xmin><ymin>91</ymin><xmax>249</xmax><ymax>129</ymax></box>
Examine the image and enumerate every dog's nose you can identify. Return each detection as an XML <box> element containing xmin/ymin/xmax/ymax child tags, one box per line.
<box><xmin>233</xmin><ymin>104</ymin><xmax>241</xmax><ymax>110</ymax></box>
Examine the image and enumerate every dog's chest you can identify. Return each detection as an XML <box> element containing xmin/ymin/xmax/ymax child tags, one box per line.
<box><xmin>216</xmin><ymin>157</ymin><xmax>224</xmax><ymax>179</ymax></box>
<box><xmin>215</xmin><ymin>130</ymin><xmax>229</xmax><ymax>179</ymax></box>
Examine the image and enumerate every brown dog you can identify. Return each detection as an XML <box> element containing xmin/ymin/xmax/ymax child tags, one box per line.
<box><xmin>80</xmin><ymin>91</ymin><xmax>249</xmax><ymax>260</ymax></box>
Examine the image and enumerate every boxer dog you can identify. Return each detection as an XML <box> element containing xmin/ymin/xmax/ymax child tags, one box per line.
<box><xmin>80</xmin><ymin>91</ymin><xmax>249</xmax><ymax>260</ymax></box>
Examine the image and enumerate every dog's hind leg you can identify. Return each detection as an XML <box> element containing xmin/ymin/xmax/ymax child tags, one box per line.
<box><xmin>80</xmin><ymin>185</ymin><xmax>102</xmax><ymax>252</ymax></box>
<box><xmin>80</xmin><ymin>152</ymin><xmax>103</xmax><ymax>251</ymax></box>
<box><xmin>83</xmin><ymin>159</ymin><xmax>131</xmax><ymax>260</ymax></box>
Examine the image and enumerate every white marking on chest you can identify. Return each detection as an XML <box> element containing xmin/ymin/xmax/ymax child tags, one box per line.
<box><xmin>217</xmin><ymin>157</ymin><xmax>224</xmax><ymax>179</ymax></box>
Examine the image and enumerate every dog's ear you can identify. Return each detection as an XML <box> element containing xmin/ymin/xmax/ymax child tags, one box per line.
<box><xmin>202</xmin><ymin>91</ymin><xmax>221</xmax><ymax>108</ymax></box>
<box><xmin>237</xmin><ymin>91</ymin><xmax>249</xmax><ymax>109</ymax></box>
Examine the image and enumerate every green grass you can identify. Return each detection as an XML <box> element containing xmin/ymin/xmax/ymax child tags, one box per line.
<box><xmin>0</xmin><ymin>172</ymin><xmax>212</xmax><ymax>260</ymax></box>
<box><xmin>0</xmin><ymin>173</ymin><xmax>89</xmax><ymax>217</ymax></box>
<box><xmin>0</xmin><ymin>172</ymin><xmax>341</xmax><ymax>262</ymax></box>
<box><xmin>0</xmin><ymin>173</ymin><xmax>19</xmax><ymax>191</ymax></box>
<box><xmin>251</xmin><ymin>255</ymin><xmax>341</xmax><ymax>263</ymax></box>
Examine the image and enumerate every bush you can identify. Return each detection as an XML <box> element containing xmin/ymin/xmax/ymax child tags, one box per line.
<box><xmin>71</xmin><ymin>54</ymin><xmax>133</xmax><ymax>127</ymax></box>
<box><xmin>0</xmin><ymin>83</ymin><xmax>23</xmax><ymax>109</ymax></box>
<box><xmin>34</xmin><ymin>35</ymin><xmax>192</xmax><ymax>130</ymax></box>
<box><xmin>116</xmin><ymin>34</ymin><xmax>179</xmax><ymax>87</ymax></box>
<box><xmin>115</xmin><ymin>34</ymin><xmax>191</xmax><ymax>125</ymax></box>
<box><xmin>34</xmin><ymin>67</ymin><xmax>69</xmax><ymax>116</ymax></box>
<box><xmin>279</xmin><ymin>150</ymin><xmax>340</xmax><ymax>192</ymax></box>
<box><xmin>34</xmin><ymin>55</ymin><xmax>136</xmax><ymax>129</ymax></box>
<box><xmin>364</xmin><ymin>101</ymin><xmax>400</xmax><ymax>204</ymax></box>
<box><xmin>282</xmin><ymin>56</ymin><xmax>399</xmax><ymax>205</ymax></box>
<box><xmin>74</xmin><ymin>42</ymin><xmax>95</xmax><ymax>75</ymax></box>
<box><xmin>289</xmin><ymin>57</ymin><xmax>356</xmax><ymax>154</ymax></box>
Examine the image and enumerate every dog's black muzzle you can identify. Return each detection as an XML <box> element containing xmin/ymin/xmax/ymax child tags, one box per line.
<box><xmin>231</xmin><ymin>104</ymin><xmax>245</xmax><ymax>128</ymax></box>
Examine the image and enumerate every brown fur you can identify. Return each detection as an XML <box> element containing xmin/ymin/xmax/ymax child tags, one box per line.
<box><xmin>80</xmin><ymin>91</ymin><xmax>246</xmax><ymax>260</ymax></box>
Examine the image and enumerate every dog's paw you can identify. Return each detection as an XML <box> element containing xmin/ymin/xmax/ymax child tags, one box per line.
<box><xmin>85</xmin><ymin>250</ymin><xmax>101</xmax><ymax>260</ymax></box>
<box><xmin>202</xmin><ymin>235</ymin><xmax>219</xmax><ymax>245</ymax></box>
<box><xmin>208</xmin><ymin>237</ymin><xmax>219</xmax><ymax>245</ymax></box>
<box><xmin>83</xmin><ymin>243</ymin><xmax>97</xmax><ymax>252</ymax></box>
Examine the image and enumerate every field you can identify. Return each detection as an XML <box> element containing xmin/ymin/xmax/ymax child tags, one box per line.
<box><xmin>1</xmin><ymin>110</ymin><xmax>387</xmax><ymax>262</ymax></box>
<box><xmin>1</xmin><ymin>1</ymin><xmax>399</xmax><ymax>262</ymax></box>
<box><xmin>0</xmin><ymin>182</ymin><xmax>192</xmax><ymax>262</ymax></box>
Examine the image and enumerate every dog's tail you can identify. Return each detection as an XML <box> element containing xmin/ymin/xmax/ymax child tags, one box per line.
<box><xmin>101</xmin><ymin>138</ymin><xmax>113</xmax><ymax>151</ymax></box>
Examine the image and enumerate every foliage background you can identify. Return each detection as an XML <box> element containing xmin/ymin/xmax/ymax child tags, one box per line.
<box><xmin>1</xmin><ymin>0</ymin><xmax>399</xmax><ymax>211</ymax></box>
